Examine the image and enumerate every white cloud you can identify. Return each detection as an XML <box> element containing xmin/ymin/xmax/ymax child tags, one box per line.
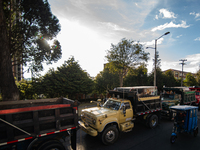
<box><xmin>155</xmin><ymin>8</ymin><xmax>177</xmax><ymax>19</ymax></box>
<box><xmin>190</xmin><ymin>12</ymin><xmax>200</xmax><ymax>20</ymax></box>
<box><xmin>142</xmin><ymin>38</ymin><xmax>164</xmax><ymax>46</ymax></box>
<box><xmin>98</xmin><ymin>22</ymin><xmax>129</xmax><ymax>32</ymax></box>
<box><xmin>161</xmin><ymin>54</ymin><xmax>200</xmax><ymax>73</ymax></box>
<box><xmin>151</xmin><ymin>21</ymin><xmax>190</xmax><ymax>32</ymax></box>
<box><xmin>161</xmin><ymin>54</ymin><xmax>200</xmax><ymax>74</ymax></box>
<box><xmin>176</xmin><ymin>35</ymin><xmax>182</xmax><ymax>38</ymax></box>
<box><xmin>194</xmin><ymin>37</ymin><xmax>200</xmax><ymax>41</ymax></box>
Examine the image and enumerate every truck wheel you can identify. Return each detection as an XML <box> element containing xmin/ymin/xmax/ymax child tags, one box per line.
<box><xmin>101</xmin><ymin>125</ymin><xmax>119</xmax><ymax>145</ymax></box>
<box><xmin>194</xmin><ymin>127</ymin><xmax>198</xmax><ymax>137</ymax></box>
<box><xmin>170</xmin><ymin>135</ymin><xmax>176</xmax><ymax>144</ymax></box>
<box><xmin>148</xmin><ymin>114</ymin><xmax>158</xmax><ymax>129</ymax></box>
<box><xmin>37</xmin><ymin>140</ymin><xmax>65</xmax><ymax>150</ymax></box>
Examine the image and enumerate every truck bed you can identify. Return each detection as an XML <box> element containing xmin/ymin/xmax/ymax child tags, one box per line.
<box><xmin>0</xmin><ymin>97</ymin><xmax>78</xmax><ymax>145</ymax></box>
<box><xmin>109</xmin><ymin>90</ymin><xmax>161</xmax><ymax>114</ymax></box>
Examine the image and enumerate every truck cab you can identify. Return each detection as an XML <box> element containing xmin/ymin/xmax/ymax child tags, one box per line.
<box><xmin>79</xmin><ymin>86</ymin><xmax>161</xmax><ymax>145</ymax></box>
<box><xmin>161</xmin><ymin>87</ymin><xmax>196</xmax><ymax>120</ymax></box>
<box><xmin>79</xmin><ymin>98</ymin><xmax>134</xmax><ymax>145</ymax></box>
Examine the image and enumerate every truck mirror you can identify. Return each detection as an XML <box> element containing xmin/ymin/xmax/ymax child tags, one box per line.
<box><xmin>121</xmin><ymin>103</ymin><xmax>126</xmax><ymax>115</ymax></box>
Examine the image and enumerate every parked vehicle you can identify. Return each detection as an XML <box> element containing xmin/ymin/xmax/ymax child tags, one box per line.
<box><xmin>170</xmin><ymin>105</ymin><xmax>198</xmax><ymax>144</ymax></box>
<box><xmin>161</xmin><ymin>87</ymin><xmax>196</xmax><ymax>120</ymax></box>
<box><xmin>79</xmin><ymin>86</ymin><xmax>161</xmax><ymax>145</ymax></box>
<box><xmin>189</xmin><ymin>86</ymin><xmax>200</xmax><ymax>109</ymax></box>
<box><xmin>0</xmin><ymin>97</ymin><xmax>78</xmax><ymax>150</ymax></box>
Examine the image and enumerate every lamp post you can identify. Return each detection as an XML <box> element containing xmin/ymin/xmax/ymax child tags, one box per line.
<box><xmin>146</xmin><ymin>32</ymin><xmax>170</xmax><ymax>87</ymax></box>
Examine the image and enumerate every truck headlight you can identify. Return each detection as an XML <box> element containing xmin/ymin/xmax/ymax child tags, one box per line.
<box><xmin>81</xmin><ymin>113</ymin><xmax>85</xmax><ymax>119</ymax></box>
<box><xmin>92</xmin><ymin>119</ymin><xmax>96</xmax><ymax>125</ymax></box>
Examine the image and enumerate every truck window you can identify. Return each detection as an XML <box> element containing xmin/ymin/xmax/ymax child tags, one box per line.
<box><xmin>124</xmin><ymin>102</ymin><xmax>130</xmax><ymax>109</ymax></box>
<box><xmin>103</xmin><ymin>100</ymin><xmax>121</xmax><ymax>110</ymax></box>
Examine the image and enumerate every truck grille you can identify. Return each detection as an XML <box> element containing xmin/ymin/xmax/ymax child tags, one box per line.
<box><xmin>84</xmin><ymin>114</ymin><xmax>93</xmax><ymax>125</ymax></box>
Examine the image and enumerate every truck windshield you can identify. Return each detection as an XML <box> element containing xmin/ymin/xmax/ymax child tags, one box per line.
<box><xmin>103</xmin><ymin>100</ymin><xmax>121</xmax><ymax>110</ymax></box>
<box><xmin>161</xmin><ymin>94</ymin><xmax>179</xmax><ymax>100</ymax></box>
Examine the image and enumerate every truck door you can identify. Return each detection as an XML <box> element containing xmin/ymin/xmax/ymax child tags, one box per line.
<box><xmin>119</xmin><ymin>102</ymin><xmax>133</xmax><ymax>123</ymax></box>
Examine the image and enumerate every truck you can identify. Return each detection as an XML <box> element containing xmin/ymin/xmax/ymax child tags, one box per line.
<box><xmin>189</xmin><ymin>86</ymin><xmax>200</xmax><ymax>109</ymax></box>
<box><xmin>161</xmin><ymin>87</ymin><xmax>196</xmax><ymax>120</ymax></box>
<box><xmin>0</xmin><ymin>97</ymin><xmax>78</xmax><ymax>150</ymax></box>
<box><xmin>79</xmin><ymin>86</ymin><xmax>161</xmax><ymax>145</ymax></box>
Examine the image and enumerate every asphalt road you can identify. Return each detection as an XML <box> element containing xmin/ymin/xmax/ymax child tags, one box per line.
<box><xmin>67</xmin><ymin>113</ymin><xmax>200</xmax><ymax>150</ymax></box>
<box><xmin>64</xmin><ymin>104</ymin><xmax>200</xmax><ymax>150</ymax></box>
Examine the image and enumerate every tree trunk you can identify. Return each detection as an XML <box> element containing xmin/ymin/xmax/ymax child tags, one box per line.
<box><xmin>0</xmin><ymin>1</ymin><xmax>19</xmax><ymax>101</ymax></box>
<box><xmin>119</xmin><ymin>72</ymin><xmax>123</xmax><ymax>87</ymax></box>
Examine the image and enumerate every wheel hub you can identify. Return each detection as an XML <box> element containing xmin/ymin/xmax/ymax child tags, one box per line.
<box><xmin>106</xmin><ymin>130</ymin><xmax>115</xmax><ymax>142</ymax></box>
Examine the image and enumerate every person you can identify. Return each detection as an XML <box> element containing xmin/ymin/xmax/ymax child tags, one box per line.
<box><xmin>177</xmin><ymin>112</ymin><xmax>186</xmax><ymax>130</ymax></box>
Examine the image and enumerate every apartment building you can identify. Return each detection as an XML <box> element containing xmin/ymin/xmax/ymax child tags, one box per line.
<box><xmin>163</xmin><ymin>69</ymin><xmax>197</xmax><ymax>80</ymax></box>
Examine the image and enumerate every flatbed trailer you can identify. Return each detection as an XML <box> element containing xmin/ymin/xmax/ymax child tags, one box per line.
<box><xmin>0</xmin><ymin>97</ymin><xmax>78</xmax><ymax>150</ymax></box>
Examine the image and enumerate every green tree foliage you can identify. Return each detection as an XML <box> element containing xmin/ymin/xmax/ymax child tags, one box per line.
<box><xmin>163</xmin><ymin>70</ymin><xmax>177</xmax><ymax>87</ymax></box>
<box><xmin>184</xmin><ymin>73</ymin><xmax>198</xmax><ymax>86</ymax></box>
<box><xmin>196</xmin><ymin>70</ymin><xmax>200</xmax><ymax>86</ymax></box>
<box><xmin>4</xmin><ymin>0</ymin><xmax>62</xmax><ymax>72</ymax></box>
<box><xmin>148</xmin><ymin>67</ymin><xmax>164</xmax><ymax>93</ymax></box>
<box><xmin>105</xmin><ymin>38</ymin><xmax>149</xmax><ymax>87</ymax></box>
<box><xmin>0</xmin><ymin>0</ymin><xmax>61</xmax><ymax>101</ymax></box>
<box><xmin>152</xmin><ymin>51</ymin><xmax>161</xmax><ymax>68</ymax></box>
<box><xmin>40</xmin><ymin>57</ymin><xmax>94</xmax><ymax>99</ymax></box>
<box><xmin>16</xmin><ymin>79</ymin><xmax>35</xmax><ymax>100</ymax></box>
<box><xmin>124</xmin><ymin>63</ymin><xmax>148</xmax><ymax>86</ymax></box>
<box><xmin>95</xmin><ymin>66</ymin><xmax>119</xmax><ymax>95</ymax></box>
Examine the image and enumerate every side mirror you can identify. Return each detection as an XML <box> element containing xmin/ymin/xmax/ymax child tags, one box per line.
<box><xmin>121</xmin><ymin>103</ymin><xmax>126</xmax><ymax>115</ymax></box>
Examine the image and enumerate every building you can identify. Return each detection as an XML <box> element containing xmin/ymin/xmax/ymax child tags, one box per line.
<box><xmin>163</xmin><ymin>69</ymin><xmax>197</xmax><ymax>80</ymax></box>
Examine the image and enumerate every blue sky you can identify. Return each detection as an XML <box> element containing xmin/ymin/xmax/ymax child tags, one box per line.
<box><xmin>25</xmin><ymin>0</ymin><xmax>200</xmax><ymax>78</ymax></box>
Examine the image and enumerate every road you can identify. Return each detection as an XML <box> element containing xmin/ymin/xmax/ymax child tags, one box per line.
<box><xmin>66</xmin><ymin>105</ymin><xmax>200</xmax><ymax>150</ymax></box>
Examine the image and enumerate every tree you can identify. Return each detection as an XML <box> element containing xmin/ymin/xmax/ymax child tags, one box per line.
<box><xmin>0</xmin><ymin>0</ymin><xmax>61</xmax><ymax>100</ymax></box>
<box><xmin>163</xmin><ymin>70</ymin><xmax>176</xmax><ymax>87</ymax></box>
<box><xmin>41</xmin><ymin>57</ymin><xmax>94</xmax><ymax>99</ymax></box>
<box><xmin>196</xmin><ymin>70</ymin><xmax>200</xmax><ymax>86</ymax></box>
<box><xmin>184</xmin><ymin>73</ymin><xmax>197</xmax><ymax>86</ymax></box>
<box><xmin>105</xmin><ymin>38</ymin><xmax>149</xmax><ymax>87</ymax></box>
<box><xmin>95</xmin><ymin>67</ymin><xmax>119</xmax><ymax>95</ymax></box>
<box><xmin>152</xmin><ymin>51</ymin><xmax>161</xmax><ymax>68</ymax></box>
<box><xmin>0</xmin><ymin>0</ymin><xmax>19</xmax><ymax>101</ymax></box>
<box><xmin>148</xmin><ymin>67</ymin><xmax>164</xmax><ymax>93</ymax></box>
<box><xmin>124</xmin><ymin>63</ymin><xmax>148</xmax><ymax>86</ymax></box>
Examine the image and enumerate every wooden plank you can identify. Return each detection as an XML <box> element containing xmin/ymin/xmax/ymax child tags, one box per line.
<box><xmin>0</xmin><ymin>104</ymin><xmax>71</xmax><ymax>115</ymax></box>
<box><xmin>33</xmin><ymin>111</ymin><xmax>39</xmax><ymax>135</ymax></box>
<box><xmin>6</xmin><ymin>114</ymin><xmax>14</xmax><ymax>141</ymax></box>
<box><xmin>55</xmin><ymin>108</ymin><xmax>60</xmax><ymax>130</ymax></box>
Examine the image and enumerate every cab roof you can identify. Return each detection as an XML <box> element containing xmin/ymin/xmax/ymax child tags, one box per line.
<box><xmin>170</xmin><ymin>105</ymin><xmax>198</xmax><ymax>111</ymax></box>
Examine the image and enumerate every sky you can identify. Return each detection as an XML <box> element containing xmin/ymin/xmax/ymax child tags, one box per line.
<box><xmin>25</xmin><ymin>0</ymin><xmax>200</xmax><ymax>78</ymax></box>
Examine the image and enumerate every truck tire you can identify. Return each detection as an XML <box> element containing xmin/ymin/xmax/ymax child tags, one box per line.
<box><xmin>194</xmin><ymin>127</ymin><xmax>198</xmax><ymax>137</ymax></box>
<box><xmin>170</xmin><ymin>135</ymin><xmax>176</xmax><ymax>144</ymax></box>
<box><xmin>148</xmin><ymin>114</ymin><xmax>158</xmax><ymax>129</ymax></box>
<box><xmin>101</xmin><ymin>125</ymin><xmax>119</xmax><ymax>145</ymax></box>
<box><xmin>37</xmin><ymin>140</ymin><xmax>65</xmax><ymax>150</ymax></box>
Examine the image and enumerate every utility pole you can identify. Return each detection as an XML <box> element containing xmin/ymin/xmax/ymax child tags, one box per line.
<box><xmin>179</xmin><ymin>59</ymin><xmax>187</xmax><ymax>87</ymax></box>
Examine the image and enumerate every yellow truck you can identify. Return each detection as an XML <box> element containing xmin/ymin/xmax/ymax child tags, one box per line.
<box><xmin>79</xmin><ymin>86</ymin><xmax>161</xmax><ymax>145</ymax></box>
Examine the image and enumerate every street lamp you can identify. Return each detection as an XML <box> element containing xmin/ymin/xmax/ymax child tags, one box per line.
<box><xmin>146</xmin><ymin>32</ymin><xmax>170</xmax><ymax>87</ymax></box>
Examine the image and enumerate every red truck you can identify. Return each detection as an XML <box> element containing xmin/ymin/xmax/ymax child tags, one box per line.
<box><xmin>189</xmin><ymin>86</ymin><xmax>200</xmax><ymax>109</ymax></box>
<box><xmin>0</xmin><ymin>97</ymin><xmax>78</xmax><ymax>150</ymax></box>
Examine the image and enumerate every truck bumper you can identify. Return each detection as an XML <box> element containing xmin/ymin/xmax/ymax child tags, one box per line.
<box><xmin>78</xmin><ymin>121</ymin><xmax>98</xmax><ymax>137</ymax></box>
